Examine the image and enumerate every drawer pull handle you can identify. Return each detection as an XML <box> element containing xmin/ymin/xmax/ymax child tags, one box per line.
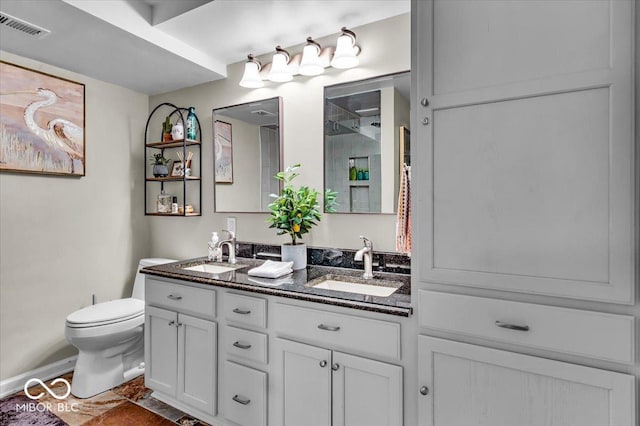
<box><xmin>332</xmin><ymin>363</ymin><xmax>340</xmax><ymax>371</ymax></box>
<box><xmin>319</xmin><ymin>360</ymin><xmax>327</xmax><ymax>368</ymax></box>
<box><xmin>233</xmin><ymin>341</ymin><xmax>252</xmax><ymax>350</ymax></box>
<box><xmin>317</xmin><ymin>324</ymin><xmax>341</xmax><ymax>332</ymax></box>
<box><xmin>232</xmin><ymin>395</ymin><xmax>251</xmax><ymax>405</ymax></box>
<box><xmin>232</xmin><ymin>308</ymin><xmax>251</xmax><ymax>315</ymax></box>
<box><xmin>167</xmin><ymin>294</ymin><xmax>182</xmax><ymax>301</ymax></box>
<box><xmin>495</xmin><ymin>321</ymin><xmax>530</xmax><ymax>332</ymax></box>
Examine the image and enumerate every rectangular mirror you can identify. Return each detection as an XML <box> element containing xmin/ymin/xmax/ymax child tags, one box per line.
<box><xmin>324</xmin><ymin>72</ymin><xmax>410</xmax><ymax>213</ymax></box>
<box><xmin>213</xmin><ymin>97</ymin><xmax>282</xmax><ymax>212</ymax></box>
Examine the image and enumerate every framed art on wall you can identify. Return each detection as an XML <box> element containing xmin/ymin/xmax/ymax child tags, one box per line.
<box><xmin>213</xmin><ymin>120</ymin><xmax>233</xmax><ymax>183</ymax></box>
<box><xmin>0</xmin><ymin>61</ymin><xmax>86</xmax><ymax>176</ymax></box>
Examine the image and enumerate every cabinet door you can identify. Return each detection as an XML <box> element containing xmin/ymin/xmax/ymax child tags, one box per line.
<box><xmin>177</xmin><ymin>313</ymin><xmax>217</xmax><ymax>415</ymax></box>
<box><xmin>412</xmin><ymin>0</ymin><xmax>635</xmax><ymax>303</ymax></box>
<box><xmin>418</xmin><ymin>336</ymin><xmax>635</xmax><ymax>426</ymax></box>
<box><xmin>277</xmin><ymin>338</ymin><xmax>331</xmax><ymax>426</ymax></box>
<box><xmin>332</xmin><ymin>351</ymin><xmax>403</xmax><ymax>426</ymax></box>
<box><xmin>144</xmin><ymin>306</ymin><xmax>177</xmax><ymax>396</ymax></box>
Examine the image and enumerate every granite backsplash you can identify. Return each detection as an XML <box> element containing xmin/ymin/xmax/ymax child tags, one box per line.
<box><xmin>235</xmin><ymin>241</ymin><xmax>411</xmax><ymax>275</ymax></box>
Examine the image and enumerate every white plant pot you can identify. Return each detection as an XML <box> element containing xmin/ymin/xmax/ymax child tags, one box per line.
<box><xmin>281</xmin><ymin>243</ymin><xmax>307</xmax><ymax>270</ymax></box>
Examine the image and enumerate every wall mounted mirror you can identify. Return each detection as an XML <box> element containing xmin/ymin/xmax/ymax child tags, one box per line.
<box><xmin>324</xmin><ymin>72</ymin><xmax>410</xmax><ymax>213</ymax></box>
<box><xmin>213</xmin><ymin>97</ymin><xmax>282</xmax><ymax>212</ymax></box>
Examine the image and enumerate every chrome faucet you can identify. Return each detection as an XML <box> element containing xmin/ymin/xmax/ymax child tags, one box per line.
<box><xmin>354</xmin><ymin>236</ymin><xmax>374</xmax><ymax>279</ymax></box>
<box><xmin>215</xmin><ymin>229</ymin><xmax>237</xmax><ymax>264</ymax></box>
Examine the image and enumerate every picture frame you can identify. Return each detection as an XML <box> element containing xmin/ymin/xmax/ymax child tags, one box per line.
<box><xmin>170</xmin><ymin>161</ymin><xmax>184</xmax><ymax>177</ymax></box>
<box><xmin>213</xmin><ymin>120</ymin><xmax>233</xmax><ymax>183</ymax></box>
<box><xmin>0</xmin><ymin>61</ymin><xmax>86</xmax><ymax>176</ymax></box>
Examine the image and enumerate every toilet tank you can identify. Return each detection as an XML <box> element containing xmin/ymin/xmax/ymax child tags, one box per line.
<box><xmin>132</xmin><ymin>258</ymin><xmax>176</xmax><ymax>300</ymax></box>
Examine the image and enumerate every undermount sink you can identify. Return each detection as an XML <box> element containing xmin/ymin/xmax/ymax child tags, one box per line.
<box><xmin>182</xmin><ymin>263</ymin><xmax>243</xmax><ymax>274</ymax></box>
<box><xmin>306</xmin><ymin>274</ymin><xmax>402</xmax><ymax>297</ymax></box>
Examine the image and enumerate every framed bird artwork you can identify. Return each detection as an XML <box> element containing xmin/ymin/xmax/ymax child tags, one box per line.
<box><xmin>0</xmin><ymin>61</ymin><xmax>85</xmax><ymax>176</ymax></box>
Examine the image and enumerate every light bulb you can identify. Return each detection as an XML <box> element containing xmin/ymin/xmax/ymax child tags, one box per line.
<box><xmin>298</xmin><ymin>37</ymin><xmax>324</xmax><ymax>76</ymax></box>
<box><xmin>239</xmin><ymin>55</ymin><xmax>263</xmax><ymax>88</ymax></box>
<box><xmin>331</xmin><ymin>28</ymin><xmax>359</xmax><ymax>69</ymax></box>
<box><xmin>268</xmin><ymin>46</ymin><xmax>293</xmax><ymax>82</ymax></box>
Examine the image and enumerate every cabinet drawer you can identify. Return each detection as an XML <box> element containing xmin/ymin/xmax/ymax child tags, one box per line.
<box><xmin>146</xmin><ymin>279</ymin><xmax>216</xmax><ymax>320</ymax></box>
<box><xmin>224</xmin><ymin>293</ymin><xmax>267</xmax><ymax>328</ymax></box>
<box><xmin>418</xmin><ymin>290</ymin><xmax>635</xmax><ymax>364</ymax></box>
<box><xmin>274</xmin><ymin>303</ymin><xmax>400</xmax><ymax>360</ymax></box>
<box><xmin>223</xmin><ymin>361</ymin><xmax>267</xmax><ymax>426</ymax></box>
<box><xmin>225</xmin><ymin>326</ymin><xmax>268</xmax><ymax>364</ymax></box>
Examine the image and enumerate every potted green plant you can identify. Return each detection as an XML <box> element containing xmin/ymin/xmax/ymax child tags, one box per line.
<box><xmin>150</xmin><ymin>153</ymin><xmax>171</xmax><ymax>177</ymax></box>
<box><xmin>267</xmin><ymin>164</ymin><xmax>337</xmax><ymax>270</ymax></box>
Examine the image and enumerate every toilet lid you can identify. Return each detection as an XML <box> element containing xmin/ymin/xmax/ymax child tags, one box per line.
<box><xmin>66</xmin><ymin>298</ymin><xmax>144</xmax><ymax>327</ymax></box>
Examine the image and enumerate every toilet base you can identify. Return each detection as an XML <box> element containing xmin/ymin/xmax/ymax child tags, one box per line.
<box><xmin>71</xmin><ymin>350</ymin><xmax>144</xmax><ymax>398</ymax></box>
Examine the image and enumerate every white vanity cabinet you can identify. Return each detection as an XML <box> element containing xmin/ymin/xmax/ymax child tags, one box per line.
<box><xmin>417</xmin><ymin>336</ymin><xmax>635</xmax><ymax>426</ymax></box>
<box><xmin>274</xmin><ymin>303</ymin><xmax>404</xmax><ymax>426</ymax></box>
<box><xmin>144</xmin><ymin>279</ymin><xmax>217</xmax><ymax>418</ymax></box>
<box><xmin>411</xmin><ymin>1</ymin><xmax>637</xmax><ymax>424</ymax></box>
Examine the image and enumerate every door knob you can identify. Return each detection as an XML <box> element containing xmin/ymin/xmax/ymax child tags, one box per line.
<box><xmin>420</xmin><ymin>386</ymin><xmax>429</xmax><ymax>396</ymax></box>
<box><xmin>319</xmin><ymin>360</ymin><xmax>327</xmax><ymax>368</ymax></box>
<box><xmin>421</xmin><ymin>97</ymin><xmax>429</xmax><ymax>107</ymax></box>
<box><xmin>422</xmin><ymin>117</ymin><xmax>430</xmax><ymax>125</ymax></box>
<box><xmin>332</xmin><ymin>363</ymin><xmax>340</xmax><ymax>371</ymax></box>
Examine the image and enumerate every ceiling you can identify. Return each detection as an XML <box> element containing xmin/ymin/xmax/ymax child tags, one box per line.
<box><xmin>0</xmin><ymin>0</ymin><xmax>409</xmax><ymax>95</ymax></box>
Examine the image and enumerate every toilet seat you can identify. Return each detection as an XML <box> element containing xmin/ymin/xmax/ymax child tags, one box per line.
<box><xmin>66</xmin><ymin>298</ymin><xmax>144</xmax><ymax>328</ymax></box>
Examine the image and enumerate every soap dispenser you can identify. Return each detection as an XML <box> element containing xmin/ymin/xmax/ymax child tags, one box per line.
<box><xmin>208</xmin><ymin>232</ymin><xmax>219</xmax><ymax>261</ymax></box>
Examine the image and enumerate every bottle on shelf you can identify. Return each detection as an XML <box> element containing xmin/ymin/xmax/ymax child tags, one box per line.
<box><xmin>171</xmin><ymin>196</ymin><xmax>179</xmax><ymax>214</ymax></box>
<box><xmin>364</xmin><ymin>168</ymin><xmax>369</xmax><ymax>180</ymax></box>
<box><xmin>357</xmin><ymin>169</ymin><xmax>364</xmax><ymax>180</ymax></box>
<box><xmin>186</xmin><ymin>107</ymin><xmax>197</xmax><ymax>140</ymax></box>
<box><xmin>349</xmin><ymin>159</ymin><xmax>357</xmax><ymax>181</ymax></box>
<box><xmin>163</xmin><ymin>116</ymin><xmax>172</xmax><ymax>142</ymax></box>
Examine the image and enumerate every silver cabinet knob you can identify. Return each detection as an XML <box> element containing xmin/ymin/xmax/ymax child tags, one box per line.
<box><xmin>319</xmin><ymin>360</ymin><xmax>327</xmax><ymax>368</ymax></box>
<box><xmin>420</xmin><ymin>386</ymin><xmax>429</xmax><ymax>396</ymax></box>
<box><xmin>421</xmin><ymin>97</ymin><xmax>429</xmax><ymax>107</ymax></box>
<box><xmin>332</xmin><ymin>363</ymin><xmax>340</xmax><ymax>371</ymax></box>
<box><xmin>422</xmin><ymin>117</ymin><xmax>430</xmax><ymax>125</ymax></box>
<box><xmin>168</xmin><ymin>320</ymin><xmax>175</xmax><ymax>326</ymax></box>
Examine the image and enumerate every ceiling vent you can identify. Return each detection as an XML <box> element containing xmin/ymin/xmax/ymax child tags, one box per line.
<box><xmin>0</xmin><ymin>12</ymin><xmax>50</xmax><ymax>38</ymax></box>
<box><xmin>250</xmin><ymin>110</ymin><xmax>275</xmax><ymax>116</ymax></box>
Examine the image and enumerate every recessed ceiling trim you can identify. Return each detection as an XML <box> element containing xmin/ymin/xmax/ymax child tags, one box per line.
<box><xmin>0</xmin><ymin>11</ymin><xmax>50</xmax><ymax>38</ymax></box>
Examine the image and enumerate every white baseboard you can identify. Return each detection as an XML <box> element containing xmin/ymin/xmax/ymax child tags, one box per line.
<box><xmin>0</xmin><ymin>355</ymin><xmax>77</xmax><ymax>398</ymax></box>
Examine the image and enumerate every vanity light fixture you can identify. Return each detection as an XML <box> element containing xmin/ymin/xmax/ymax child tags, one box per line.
<box><xmin>239</xmin><ymin>54</ymin><xmax>264</xmax><ymax>88</ymax></box>
<box><xmin>268</xmin><ymin>46</ymin><xmax>294</xmax><ymax>82</ymax></box>
<box><xmin>331</xmin><ymin>27</ymin><xmax>360</xmax><ymax>69</ymax></box>
<box><xmin>298</xmin><ymin>37</ymin><xmax>325</xmax><ymax>76</ymax></box>
<box><xmin>238</xmin><ymin>27</ymin><xmax>361</xmax><ymax>88</ymax></box>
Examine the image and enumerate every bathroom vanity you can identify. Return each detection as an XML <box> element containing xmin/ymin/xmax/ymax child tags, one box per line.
<box><xmin>142</xmin><ymin>258</ymin><xmax>412</xmax><ymax>426</ymax></box>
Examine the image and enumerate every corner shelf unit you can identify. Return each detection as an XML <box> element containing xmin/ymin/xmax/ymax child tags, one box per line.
<box><xmin>145</xmin><ymin>103</ymin><xmax>202</xmax><ymax>216</ymax></box>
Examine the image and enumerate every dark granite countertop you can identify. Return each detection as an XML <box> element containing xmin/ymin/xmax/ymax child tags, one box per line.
<box><xmin>141</xmin><ymin>257</ymin><xmax>412</xmax><ymax>317</ymax></box>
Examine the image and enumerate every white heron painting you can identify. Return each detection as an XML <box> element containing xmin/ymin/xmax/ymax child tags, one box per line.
<box><xmin>0</xmin><ymin>61</ymin><xmax>85</xmax><ymax>176</ymax></box>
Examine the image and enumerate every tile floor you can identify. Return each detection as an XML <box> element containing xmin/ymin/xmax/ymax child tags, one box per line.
<box><xmin>0</xmin><ymin>372</ymin><xmax>209</xmax><ymax>426</ymax></box>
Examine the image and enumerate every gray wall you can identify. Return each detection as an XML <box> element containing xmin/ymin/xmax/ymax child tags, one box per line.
<box><xmin>0</xmin><ymin>51</ymin><xmax>150</xmax><ymax>380</ymax></box>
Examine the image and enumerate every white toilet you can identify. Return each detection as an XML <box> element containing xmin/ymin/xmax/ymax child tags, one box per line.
<box><xmin>65</xmin><ymin>258</ymin><xmax>174</xmax><ymax>398</ymax></box>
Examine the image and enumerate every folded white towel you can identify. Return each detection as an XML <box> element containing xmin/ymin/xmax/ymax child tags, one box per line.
<box><xmin>247</xmin><ymin>275</ymin><xmax>293</xmax><ymax>287</ymax></box>
<box><xmin>247</xmin><ymin>260</ymin><xmax>294</xmax><ymax>279</ymax></box>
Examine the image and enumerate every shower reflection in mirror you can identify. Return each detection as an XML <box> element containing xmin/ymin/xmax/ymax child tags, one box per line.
<box><xmin>323</xmin><ymin>71</ymin><xmax>410</xmax><ymax>214</ymax></box>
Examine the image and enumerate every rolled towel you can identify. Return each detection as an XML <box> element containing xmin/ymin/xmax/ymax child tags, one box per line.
<box><xmin>248</xmin><ymin>260</ymin><xmax>294</xmax><ymax>279</ymax></box>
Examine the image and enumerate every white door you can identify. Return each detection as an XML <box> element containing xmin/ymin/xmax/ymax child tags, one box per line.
<box><xmin>412</xmin><ymin>0</ymin><xmax>635</xmax><ymax>303</ymax></box>
<box><xmin>332</xmin><ymin>351</ymin><xmax>403</xmax><ymax>426</ymax></box>
<box><xmin>418</xmin><ymin>336</ymin><xmax>635</xmax><ymax>426</ymax></box>
<box><xmin>277</xmin><ymin>338</ymin><xmax>332</xmax><ymax>426</ymax></box>
<box><xmin>144</xmin><ymin>306</ymin><xmax>177</xmax><ymax>396</ymax></box>
<box><xmin>177</xmin><ymin>313</ymin><xmax>217</xmax><ymax>415</ymax></box>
